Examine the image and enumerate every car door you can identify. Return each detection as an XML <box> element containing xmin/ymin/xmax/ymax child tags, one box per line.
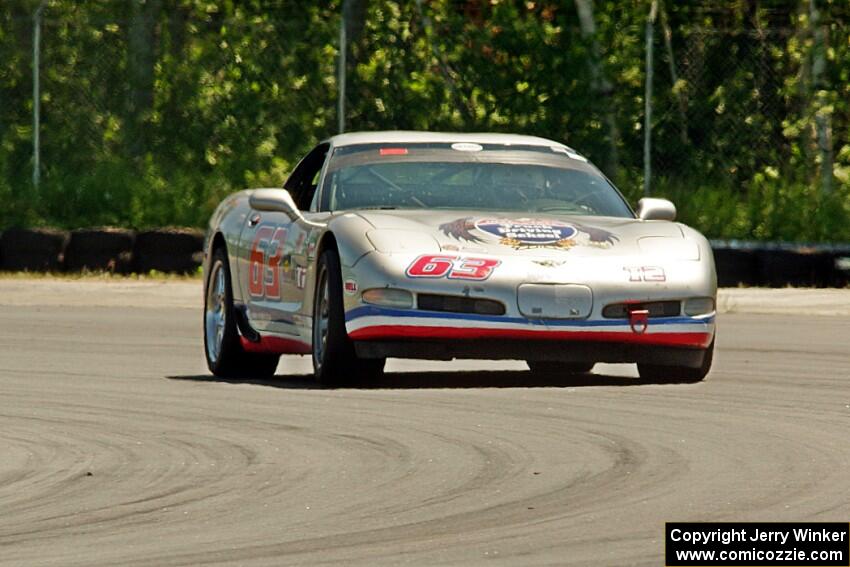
<box><xmin>238</xmin><ymin>143</ymin><xmax>330</xmax><ymax>336</ymax></box>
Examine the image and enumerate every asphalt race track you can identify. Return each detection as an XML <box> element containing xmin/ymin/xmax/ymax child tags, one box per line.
<box><xmin>1</xmin><ymin>282</ymin><xmax>849</xmax><ymax>566</ymax></box>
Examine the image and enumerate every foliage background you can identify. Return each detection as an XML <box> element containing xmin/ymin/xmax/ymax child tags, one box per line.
<box><xmin>1</xmin><ymin>0</ymin><xmax>848</xmax><ymax>241</ymax></box>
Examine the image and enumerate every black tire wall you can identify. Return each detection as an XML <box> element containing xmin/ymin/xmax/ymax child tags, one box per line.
<box><xmin>133</xmin><ymin>228</ymin><xmax>204</xmax><ymax>273</ymax></box>
<box><xmin>65</xmin><ymin>228</ymin><xmax>135</xmax><ymax>273</ymax></box>
<box><xmin>0</xmin><ymin>228</ymin><xmax>68</xmax><ymax>271</ymax></box>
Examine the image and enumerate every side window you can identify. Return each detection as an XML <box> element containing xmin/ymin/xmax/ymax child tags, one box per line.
<box><xmin>283</xmin><ymin>143</ymin><xmax>330</xmax><ymax>210</ymax></box>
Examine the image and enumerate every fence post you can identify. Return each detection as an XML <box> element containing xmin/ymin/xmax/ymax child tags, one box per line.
<box><xmin>338</xmin><ymin>9</ymin><xmax>347</xmax><ymax>135</ymax></box>
<box><xmin>643</xmin><ymin>0</ymin><xmax>658</xmax><ymax>197</ymax></box>
<box><xmin>32</xmin><ymin>1</ymin><xmax>45</xmax><ymax>189</ymax></box>
<box><xmin>810</xmin><ymin>0</ymin><xmax>833</xmax><ymax>195</ymax></box>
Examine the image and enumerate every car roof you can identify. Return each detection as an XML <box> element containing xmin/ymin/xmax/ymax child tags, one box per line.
<box><xmin>327</xmin><ymin>130</ymin><xmax>575</xmax><ymax>151</ymax></box>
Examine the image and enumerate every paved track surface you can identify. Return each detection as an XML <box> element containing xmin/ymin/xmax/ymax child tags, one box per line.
<box><xmin>1</xmin><ymin>283</ymin><xmax>849</xmax><ymax>566</ymax></box>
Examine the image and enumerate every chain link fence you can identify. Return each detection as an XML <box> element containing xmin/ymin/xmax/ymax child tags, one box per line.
<box><xmin>652</xmin><ymin>27</ymin><xmax>794</xmax><ymax>183</ymax></box>
<box><xmin>1</xmin><ymin>1</ymin><xmax>848</xmax><ymax>241</ymax></box>
<box><xmin>651</xmin><ymin>22</ymin><xmax>848</xmax><ymax>179</ymax></box>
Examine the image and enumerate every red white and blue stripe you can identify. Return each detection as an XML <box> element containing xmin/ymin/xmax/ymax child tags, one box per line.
<box><xmin>345</xmin><ymin>306</ymin><xmax>714</xmax><ymax>348</ymax></box>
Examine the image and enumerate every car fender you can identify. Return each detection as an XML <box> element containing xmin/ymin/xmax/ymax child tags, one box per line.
<box><xmin>204</xmin><ymin>190</ymin><xmax>254</xmax><ymax>304</ymax></box>
<box><xmin>292</xmin><ymin>212</ymin><xmax>377</xmax><ymax>323</ymax></box>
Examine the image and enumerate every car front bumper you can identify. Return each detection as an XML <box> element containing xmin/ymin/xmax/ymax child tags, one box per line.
<box><xmin>347</xmin><ymin>305</ymin><xmax>714</xmax><ymax>366</ymax></box>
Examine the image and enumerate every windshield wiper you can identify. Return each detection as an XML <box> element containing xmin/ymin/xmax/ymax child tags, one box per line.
<box><xmin>536</xmin><ymin>205</ymin><xmax>586</xmax><ymax>213</ymax></box>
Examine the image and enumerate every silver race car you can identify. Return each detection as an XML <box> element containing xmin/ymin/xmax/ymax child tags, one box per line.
<box><xmin>203</xmin><ymin>132</ymin><xmax>716</xmax><ymax>383</ymax></box>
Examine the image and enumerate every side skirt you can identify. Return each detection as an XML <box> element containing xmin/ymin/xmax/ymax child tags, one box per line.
<box><xmin>234</xmin><ymin>304</ymin><xmax>312</xmax><ymax>355</ymax></box>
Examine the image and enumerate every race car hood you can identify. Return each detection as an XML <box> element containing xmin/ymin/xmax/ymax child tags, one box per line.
<box><xmin>353</xmin><ymin>209</ymin><xmax>697</xmax><ymax>260</ymax></box>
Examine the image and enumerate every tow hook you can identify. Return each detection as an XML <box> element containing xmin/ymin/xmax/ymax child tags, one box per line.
<box><xmin>629</xmin><ymin>309</ymin><xmax>649</xmax><ymax>334</ymax></box>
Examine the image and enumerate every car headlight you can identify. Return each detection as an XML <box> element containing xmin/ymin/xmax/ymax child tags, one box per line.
<box><xmin>683</xmin><ymin>297</ymin><xmax>715</xmax><ymax>316</ymax></box>
<box><xmin>361</xmin><ymin>288</ymin><xmax>414</xmax><ymax>309</ymax></box>
<box><xmin>638</xmin><ymin>236</ymin><xmax>700</xmax><ymax>260</ymax></box>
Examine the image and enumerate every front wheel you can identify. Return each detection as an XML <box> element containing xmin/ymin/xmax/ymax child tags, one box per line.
<box><xmin>204</xmin><ymin>247</ymin><xmax>279</xmax><ymax>378</ymax></box>
<box><xmin>637</xmin><ymin>339</ymin><xmax>714</xmax><ymax>383</ymax></box>
<box><xmin>312</xmin><ymin>249</ymin><xmax>385</xmax><ymax>385</ymax></box>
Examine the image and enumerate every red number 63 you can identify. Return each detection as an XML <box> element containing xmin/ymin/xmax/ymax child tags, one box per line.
<box><xmin>249</xmin><ymin>225</ymin><xmax>288</xmax><ymax>298</ymax></box>
<box><xmin>406</xmin><ymin>254</ymin><xmax>500</xmax><ymax>281</ymax></box>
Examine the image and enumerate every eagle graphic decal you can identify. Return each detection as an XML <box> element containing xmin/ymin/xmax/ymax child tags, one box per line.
<box><xmin>439</xmin><ymin>217</ymin><xmax>484</xmax><ymax>243</ymax></box>
<box><xmin>439</xmin><ymin>217</ymin><xmax>618</xmax><ymax>250</ymax></box>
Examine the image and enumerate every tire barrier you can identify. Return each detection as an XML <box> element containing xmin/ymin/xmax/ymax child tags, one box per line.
<box><xmin>133</xmin><ymin>228</ymin><xmax>204</xmax><ymax>273</ymax></box>
<box><xmin>756</xmin><ymin>248</ymin><xmax>834</xmax><ymax>287</ymax></box>
<box><xmin>0</xmin><ymin>227</ymin><xmax>848</xmax><ymax>285</ymax></box>
<box><xmin>65</xmin><ymin>228</ymin><xmax>135</xmax><ymax>273</ymax></box>
<box><xmin>712</xmin><ymin>248</ymin><xmax>760</xmax><ymax>287</ymax></box>
<box><xmin>711</xmin><ymin>241</ymin><xmax>850</xmax><ymax>288</ymax></box>
<box><xmin>0</xmin><ymin>228</ymin><xmax>69</xmax><ymax>272</ymax></box>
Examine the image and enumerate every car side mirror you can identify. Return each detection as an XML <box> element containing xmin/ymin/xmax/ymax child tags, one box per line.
<box><xmin>249</xmin><ymin>188</ymin><xmax>304</xmax><ymax>222</ymax></box>
<box><xmin>636</xmin><ymin>197</ymin><xmax>677</xmax><ymax>221</ymax></box>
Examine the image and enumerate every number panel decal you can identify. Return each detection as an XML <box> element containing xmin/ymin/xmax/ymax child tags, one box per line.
<box><xmin>248</xmin><ymin>225</ymin><xmax>289</xmax><ymax>299</ymax></box>
<box><xmin>264</xmin><ymin>227</ymin><xmax>287</xmax><ymax>299</ymax></box>
<box><xmin>406</xmin><ymin>254</ymin><xmax>455</xmax><ymax>278</ymax></box>
<box><xmin>446</xmin><ymin>257</ymin><xmax>500</xmax><ymax>280</ymax></box>
<box><xmin>624</xmin><ymin>266</ymin><xmax>667</xmax><ymax>282</ymax></box>
<box><xmin>249</xmin><ymin>226</ymin><xmax>274</xmax><ymax>297</ymax></box>
<box><xmin>406</xmin><ymin>254</ymin><xmax>500</xmax><ymax>281</ymax></box>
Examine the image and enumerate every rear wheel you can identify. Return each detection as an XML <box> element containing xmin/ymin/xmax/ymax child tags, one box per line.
<box><xmin>204</xmin><ymin>247</ymin><xmax>279</xmax><ymax>378</ymax></box>
<box><xmin>312</xmin><ymin>248</ymin><xmax>385</xmax><ymax>385</ymax></box>
<box><xmin>637</xmin><ymin>339</ymin><xmax>714</xmax><ymax>383</ymax></box>
<box><xmin>526</xmin><ymin>361</ymin><xmax>595</xmax><ymax>375</ymax></box>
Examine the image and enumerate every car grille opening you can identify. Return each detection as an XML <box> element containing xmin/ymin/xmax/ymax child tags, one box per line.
<box><xmin>602</xmin><ymin>301</ymin><xmax>681</xmax><ymax>319</ymax></box>
<box><xmin>417</xmin><ymin>294</ymin><xmax>506</xmax><ymax>316</ymax></box>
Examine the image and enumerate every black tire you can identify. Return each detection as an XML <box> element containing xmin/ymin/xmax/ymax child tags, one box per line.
<box><xmin>312</xmin><ymin>248</ymin><xmax>385</xmax><ymax>385</ymax></box>
<box><xmin>204</xmin><ymin>246</ymin><xmax>279</xmax><ymax>378</ymax></box>
<box><xmin>526</xmin><ymin>361</ymin><xmax>595</xmax><ymax>375</ymax></box>
<box><xmin>136</xmin><ymin>228</ymin><xmax>204</xmax><ymax>273</ymax></box>
<box><xmin>637</xmin><ymin>339</ymin><xmax>714</xmax><ymax>383</ymax></box>
<box><xmin>65</xmin><ymin>228</ymin><xmax>135</xmax><ymax>273</ymax></box>
<box><xmin>0</xmin><ymin>228</ymin><xmax>68</xmax><ymax>272</ymax></box>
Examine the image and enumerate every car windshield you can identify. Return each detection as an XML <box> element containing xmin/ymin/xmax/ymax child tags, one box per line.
<box><xmin>322</xmin><ymin>143</ymin><xmax>633</xmax><ymax>217</ymax></box>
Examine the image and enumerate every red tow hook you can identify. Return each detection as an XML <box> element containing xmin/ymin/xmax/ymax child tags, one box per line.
<box><xmin>629</xmin><ymin>309</ymin><xmax>649</xmax><ymax>334</ymax></box>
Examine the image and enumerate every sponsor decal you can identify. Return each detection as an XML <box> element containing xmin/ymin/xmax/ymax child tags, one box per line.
<box><xmin>406</xmin><ymin>254</ymin><xmax>500</xmax><ymax>281</ymax></box>
<box><xmin>305</xmin><ymin>231</ymin><xmax>320</xmax><ymax>259</ymax></box>
<box><xmin>451</xmin><ymin>142</ymin><xmax>483</xmax><ymax>152</ymax></box>
<box><xmin>295</xmin><ymin>265</ymin><xmax>307</xmax><ymax>289</ymax></box>
<box><xmin>624</xmin><ymin>266</ymin><xmax>666</xmax><ymax>282</ymax></box>
<box><xmin>294</xmin><ymin>232</ymin><xmax>307</xmax><ymax>255</ymax></box>
<box><xmin>476</xmin><ymin>217</ymin><xmax>577</xmax><ymax>246</ymax></box>
<box><xmin>343</xmin><ymin>279</ymin><xmax>358</xmax><ymax>294</ymax></box>
<box><xmin>440</xmin><ymin>217</ymin><xmax>618</xmax><ymax>250</ymax></box>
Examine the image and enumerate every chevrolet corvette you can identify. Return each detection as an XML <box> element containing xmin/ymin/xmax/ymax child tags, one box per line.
<box><xmin>203</xmin><ymin>131</ymin><xmax>716</xmax><ymax>383</ymax></box>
